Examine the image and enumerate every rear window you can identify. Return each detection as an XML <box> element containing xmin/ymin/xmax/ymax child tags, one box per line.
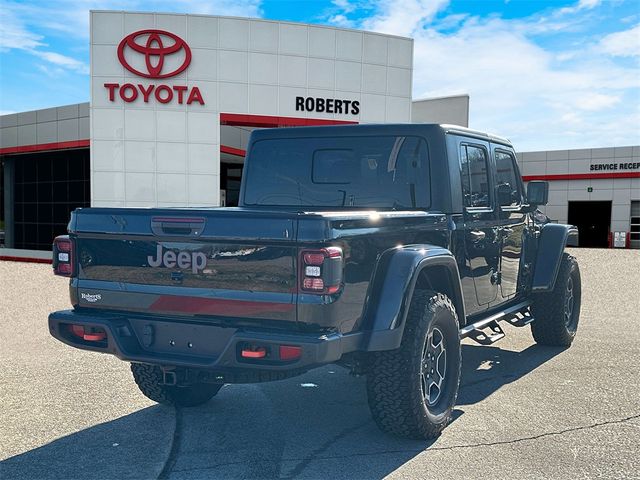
<box><xmin>243</xmin><ymin>135</ymin><xmax>430</xmax><ymax>208</ymax></box>
<box><xmin>495</xmin><ymin>150</ymin><xmax>522</xmax><ymax>207</ymax></box>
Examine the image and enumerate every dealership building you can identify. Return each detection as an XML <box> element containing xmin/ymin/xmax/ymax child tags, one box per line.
<box><xmin>0</xmin><ymin>11</ymin><xmax>638</xmax><ymax>257</ymax></box>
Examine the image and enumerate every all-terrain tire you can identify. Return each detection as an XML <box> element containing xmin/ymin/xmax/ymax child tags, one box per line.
<box><xmin>366</xmin><ymin>290</ymin><xmax>462</xmax><ymax>439</ymax></box>
<box><xmin>531</xmin><ymin>252</ymin><xmax>581</xmax><ymax>346</ymax></box>
<box><xmin>131</xmin><ymin>363</ymin><xmax>223</xmax><ymax>407</ymax></box>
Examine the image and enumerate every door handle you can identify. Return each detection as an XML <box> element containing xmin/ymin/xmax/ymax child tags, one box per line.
<box><xmin>469</xmin><ymin>230</ymin><xmax>486</xmax><ymax>242</ymax></box>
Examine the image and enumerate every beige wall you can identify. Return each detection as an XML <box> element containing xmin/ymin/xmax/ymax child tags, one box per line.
<box><xmin>411</xmin><ymin>95</ymin><xmax>469</xmax><ymax>127</ymax></box>
<box><xmin>518</xmin><ymin>146</ymin><xmax>640</xmax><ymax>233</ymax></box>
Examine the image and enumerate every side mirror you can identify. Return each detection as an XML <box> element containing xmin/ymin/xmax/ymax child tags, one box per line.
<box><xmin>527</xmin><ymin>181</ymin><xmax>549</xmax><ymax>207</ymax></box>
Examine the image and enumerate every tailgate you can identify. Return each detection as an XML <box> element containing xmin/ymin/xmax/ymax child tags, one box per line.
<box><xmin>71</xmin><ymin>208</ymin><xmax>298</xmax><ymax>324</ymax></box>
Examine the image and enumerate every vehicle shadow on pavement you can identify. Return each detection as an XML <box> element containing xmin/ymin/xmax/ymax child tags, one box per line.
<box><xmin>0</xmin><ymin>343</ymin><xmax>565</xmax><ymax>480</ymax></box>
<box><xmin>161</xmin><ymin>343</ymin><xmax>566</xmax><ymax>479</ymax></box>
<box><xmin>0</xmin><ymin>405</ymin><xmax>174</xmax><ymax>480</ymax></box>
<box><xmin>458</xmin><ymin>342</ymin><xmax>566</xmax><ymax>405</ymax></box>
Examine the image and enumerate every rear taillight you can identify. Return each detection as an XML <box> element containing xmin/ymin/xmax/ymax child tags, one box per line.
<box><xmin>66</xmin><ymin>324</ymin><xmax>107</xmax><ymax>342</ymax></box>
<box><xmin>237</xmin><ymin>343</ymin><xmax>302</xmax><ymax>363</ymax></box>
<box><xmin>53</xmin><ymin>235</ymin><xmax>75</xmax><ymax>277</ymax></box>
<box><xmin>299</xmin><ymin>247</ymin><xmax>343</xmax><ymax>294</ymax></box>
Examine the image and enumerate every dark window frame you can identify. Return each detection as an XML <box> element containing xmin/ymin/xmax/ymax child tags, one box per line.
<box><xmin>460</xmin><ymin>142</ymin><xmax>493</xmax><ymax>212</ymax></box>
<box><xmin>220</xmin><ymin>163</ymin><xmax>244</xmax><ymax>207</ymax></box>
<box><xmin>242</xmin><ymin>135</ymin><xmax>432</xmax><ymax>209</ymax></box>
<box><xmin>494</xmin><ymin>148</ymin><xmax>523</xmax><ymax>210</ymax></box>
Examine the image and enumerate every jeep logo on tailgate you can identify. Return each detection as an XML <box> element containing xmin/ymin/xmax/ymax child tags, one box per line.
<box><xmin>147</xmin><ymin>245</ymin><xmax>207</xmax><ymax>273</ymax></box>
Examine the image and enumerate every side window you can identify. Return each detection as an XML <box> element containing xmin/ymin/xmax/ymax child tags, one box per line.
<box><xmin>495</xmin><ymin>150</ymin><xmax>521</xmax><ymax>207</ymax></box>
<box><xmin>460</xmin><ymin>144</ymin><xmax>490</xmax><ymax>208</ymax></box>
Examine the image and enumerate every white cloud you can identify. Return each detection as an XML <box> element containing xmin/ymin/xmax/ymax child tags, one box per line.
<box><xmin>574</xmin><ymin>93</ymin><xmax>621</xmax><ymax>111</ymax></box>
<box><xmin>332</xmin><ymin>0</ymin><xmax>356</xmax><ymax>14</ymax></box>
<box><xmin>360</xmin><ymin>0</ymin><xmax>449</xmax><ymax>37</ymax></box>
<box><xmin>329</xmin><ymin>14</ymin><xmax>356</xmax><ymax>28</ymax></box>
<box><xmin>32</xmin><ymin>50</ymin><xmax>90</xmax><ymax>74</ymax></box>
<box><xmin>0</xmin><ymin>0</ymin><xmax>263</xmax><ymax>78</ymax></box>
<box><xmin>169</xmin><ymin>0</ymin><xmax>263</xmax><ymax>18</ymax></box>
<box><xmin>0</xmin><ymin>0</ymin><xmax>90</xmax><ymax>74</ymax></box>
<box><xmin>0</xmin><ymin>3</ymin><xmax>44</xmax><ymax>51</ymax></box>
<box><xmin>558</xmin><ymin>0</ymin><xmax>602</xmax><ymax>15</ymax></box>
<box><xmin>412</xmin><ymin>20</ymin><xmax>638</xmax><ymax>148</ymax></box>
<box><xmin>36</xmin><ymin>64</ymin><xmax>68</xmax><ymax>78</ymax></box>
<box><xmin>597</xmin><ymin>23</ymin><xmax>640</xmax><ymax>57</ymax></box>
<box><xmin>326</xmin><ymin>0</ymin><xmax>639</xmax><ymax>150</ymax></box>
<box><xmin>432</xmin><ymin>13</ymin><xmax>469</xmax><ymax>30</ymax></box>
<box><xmin>2</xmin><ymin>0</ymin><xmax>263</xmax><ymax>41</ymax></box>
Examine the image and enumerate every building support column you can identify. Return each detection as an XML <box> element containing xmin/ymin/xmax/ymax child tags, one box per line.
<box><xmin>3</xmin><ymin>157</ymin><xmax>14</xmax><ymax>248</ymax></box>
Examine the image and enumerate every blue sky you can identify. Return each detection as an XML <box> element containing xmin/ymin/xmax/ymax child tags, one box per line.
<box><xmin>0</xmin><ymin>0</ymin><xmax>638</xmax><ymax>150</ymax></box>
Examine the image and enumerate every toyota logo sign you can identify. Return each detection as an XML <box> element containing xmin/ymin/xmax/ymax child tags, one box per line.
<box><xmin>117</xmin><ymin>29</ymin><xmax>191</xmax><ymax>79</ymax></box>
<box><xmin>106</xmin><ymin>29</ymin><xmax>204</xmax><ymax>105</ymax></box>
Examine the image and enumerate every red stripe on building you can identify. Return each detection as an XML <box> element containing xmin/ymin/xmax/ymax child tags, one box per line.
<box><xmin>221</xmin><ymin>145</ymin><xmax>247</xmax><ymax>157</ymax></box>
<box><xmin>0</xmin><ymin>139</ymin><xmax>90</xmax><ymax>155</ymax></box>
<box><xmin>0</xmin><ymin>256</ymin><xmax>52</xmax><ymax>264</ymax></box>
<box><xmin>220</xmin><ymin>113</ymin><xmax>357</xmax><ymax>128</ymax></box>
<box><xmin>523</xmin><ymin>172</ymin><xmax>640</xmax><ymax>181</ymax></box>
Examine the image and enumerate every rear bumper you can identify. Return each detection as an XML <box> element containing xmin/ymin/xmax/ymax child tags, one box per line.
<box><xmin>48</xmin><ymin>309</ymin><xmax>381</xmax><ymax>377</ymax></box>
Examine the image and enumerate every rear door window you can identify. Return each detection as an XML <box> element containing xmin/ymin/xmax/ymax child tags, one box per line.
<box><xmin>460</xmin><ymin>144</ymin><xmax>491</xmax><ymax>208</ymax></box>
<box><xmin>494</xmin><ymin>150</ymin><xmax>522</xmax><ymax>207</ymax></box>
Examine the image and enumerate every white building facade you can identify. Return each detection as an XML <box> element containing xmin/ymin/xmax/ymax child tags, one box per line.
<box><xmin>518</xmin><ymin>146</ymin><xmax>640</xmax><ymax>248</ymax></box>
<box><xmin>90</xmin><ymin>11</ymin><xmax>415</xmax><ymax>208</ymax></box>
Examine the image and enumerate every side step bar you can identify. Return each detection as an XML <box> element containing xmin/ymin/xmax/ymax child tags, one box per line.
<box><xmin>460</xmin><ymin>300</ymin><xmax>533</xmax><ymax>346</ymax></box>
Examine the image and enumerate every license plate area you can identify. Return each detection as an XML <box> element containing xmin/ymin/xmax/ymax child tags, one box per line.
<box><xmin>128</xmin><ymin>318</ymin><xmax>236</xmax><ymax>357</ymax></box>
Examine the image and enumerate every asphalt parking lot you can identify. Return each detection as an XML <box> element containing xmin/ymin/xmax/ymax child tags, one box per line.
<box><xmin>1</xmin><ymin>248</ymin><xmax>639</xmax><ymax>479</ymax></box>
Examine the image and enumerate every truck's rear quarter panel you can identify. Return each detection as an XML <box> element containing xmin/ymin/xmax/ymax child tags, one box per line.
<box><xmin>295</xmin><ymin>211</ymin><xmax>449</xmax><ymax>333</ymax></box>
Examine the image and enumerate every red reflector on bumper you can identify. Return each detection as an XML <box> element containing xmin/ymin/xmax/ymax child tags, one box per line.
<box><xmin>279</xmin><ymin>345</ymin><xmax>302</xmax><ymax>361</ymax></box>
<box><xmin>83</xmin><ymin>331</ymin><xmax>107</xmax><ymax>342</ymax></box>
<box><xmin>241</xmin><ymin>347</ymin><xmax>267</xmax><ymax>358</ymax></box>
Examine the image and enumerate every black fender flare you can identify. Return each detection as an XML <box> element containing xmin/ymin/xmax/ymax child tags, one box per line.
<box><xmin>360</xmin><ymin>245</ymin><xmax>466</xmax><ymax>351</ymax></box>
<box><xmin>531</xmin><ymin>223</ymin><xmax>579</xmax><ymax>292</ymax></box>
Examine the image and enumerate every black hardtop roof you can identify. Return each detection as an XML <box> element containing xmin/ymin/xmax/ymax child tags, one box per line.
<box><xmin>249</xmin><ymin>123</ymin><xmax>513</xmax><ymax>147</ymax></box>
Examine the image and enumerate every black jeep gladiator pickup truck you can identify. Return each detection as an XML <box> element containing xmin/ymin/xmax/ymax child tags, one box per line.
<box><xmin>49</xmin><ymin>124</ymin><xmax>581</xmax><ymax>439</ymax></box>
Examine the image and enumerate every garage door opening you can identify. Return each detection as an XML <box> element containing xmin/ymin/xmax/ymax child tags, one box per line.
<box><xmin>2</xmin><ymin>149</ymin><xmax>90</xmax><ymax>251</ymax></box>
<box><xmin>568</xmin><ymin>201</ymin><xmax>611</xmax><ymax>248</ymax></box>
<box><xmin>0</xmin><ymin>161</ymin><xmax>4</xmax><ymax>247</ymax></box>
<box><xmin>631</xmin><ymin>201</ymin><xmax>640</xmax><ymax>249</ymax></box>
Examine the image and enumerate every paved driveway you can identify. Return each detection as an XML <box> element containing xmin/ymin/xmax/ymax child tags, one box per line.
<box><xmin>1</xmin><ymin>248</ymin><xmax>638</xmax><ymax>479</ymax></box>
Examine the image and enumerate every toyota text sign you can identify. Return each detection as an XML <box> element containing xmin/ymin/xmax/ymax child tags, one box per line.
<box><xmin>104</xmin><ymin>30</ymin><xmax>204</xmax><ymax>105</ymax></box>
